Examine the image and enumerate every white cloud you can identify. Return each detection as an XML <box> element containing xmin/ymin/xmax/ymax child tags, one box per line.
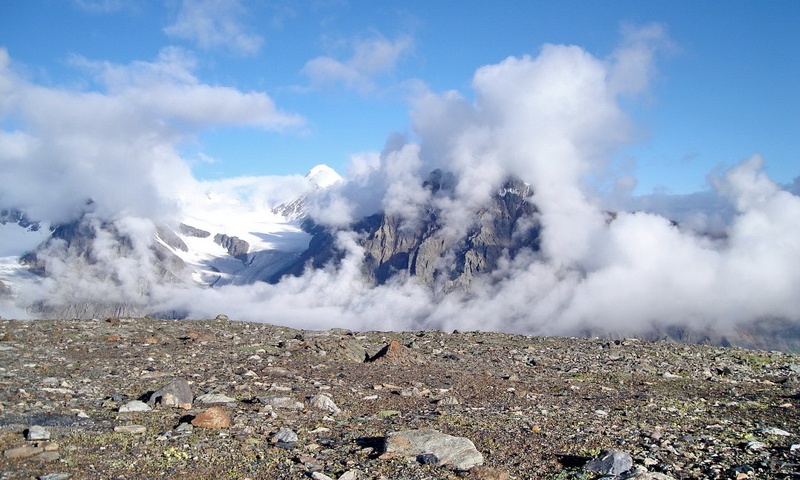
<box><xmin>164</xmin><ymin>0</ymin><xmax>264</xmax><ymax>56</ymax></box>
<box><xmin>257</xmin><ymin>24</ymin><xmax>800</xmax><ymax>338</ymax></box>
<box><xmin>302</xmin><ymin>34</ymin><xmax>414</xmax><ymax>93</ymax></box>
<box><xmin>0</xmin><ymin>47</ymin><xmax>302</xmax><ymax>223</ymax></box>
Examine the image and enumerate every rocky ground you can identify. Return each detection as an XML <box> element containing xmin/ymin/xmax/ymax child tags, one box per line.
<box><xmin>1</xmin><ymin>317</ymin><xmax>799</xmax><ymax>479</ymax></box>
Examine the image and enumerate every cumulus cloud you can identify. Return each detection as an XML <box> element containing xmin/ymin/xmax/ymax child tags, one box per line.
<box><xmin>238</xmin><ymin>23</ymin><xmax>799</xmax><ymax>337</ymax></box>
<box><xmin>0</xmin><ymin>47</ymin><xmax>302</xmax><ymax>223</ymax></box>
<box><xmin>165</xmin><ymin>0</ymin><xmax>264</xmax><ymax>56</ymax></box>
<box><xmin>302</xmin><ymin>34</ymin><xmax>414</xmax><ymax>93</ymax></box>
<box><xmin>3</xmin><ymin>25</ymin><xmax>799</xmax><ymax>343</ymax></box>
<box><xmin>401</xmin><ymin>26</ymin><xmax>669</xmax><ymax>261</ymax></box>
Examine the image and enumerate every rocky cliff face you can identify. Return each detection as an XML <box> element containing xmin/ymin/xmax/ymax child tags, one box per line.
<box><xmin>213</xmin><ymin>233</ymin><xmax>249</xmax><ymax>261</ymax></box>
<box><xmin>272</xmin><ymin>174</ymin><xmax>541</xmax><ymax>291</ymax></box>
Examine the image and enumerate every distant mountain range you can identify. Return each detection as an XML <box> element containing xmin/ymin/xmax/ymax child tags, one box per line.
<box><xmin>1</xmin><ymin>165</ymin><xmax>798</xmax><ymax>352</ymax></box>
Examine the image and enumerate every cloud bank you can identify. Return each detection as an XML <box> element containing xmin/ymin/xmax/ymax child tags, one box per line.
<box><xmin>2</xmin><ymin>25</ymin><xmax>799</xmax><ymax>342</ymax></box>
<box><xmin>166</xmin><ymin>25</ymin><xmax>800</xmax><ymax>338</ymax></box>
<box><xmin>0</xmin><ymin>47</ymin><xmax>302</xmax><ymax>223</ymax></box>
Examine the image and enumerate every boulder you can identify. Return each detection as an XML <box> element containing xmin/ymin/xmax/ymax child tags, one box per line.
<box><xmin>384</xmin><ymin>428</ymin><xmax>483</xmax><ymax>471</ymax></box>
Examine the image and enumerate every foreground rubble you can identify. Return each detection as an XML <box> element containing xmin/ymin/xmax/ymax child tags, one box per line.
<box><xmin>1</xmin><ymin>317</ymin><xmax>799</xmax><ymax>479</ymax></box>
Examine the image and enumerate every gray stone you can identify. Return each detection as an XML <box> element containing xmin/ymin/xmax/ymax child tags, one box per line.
<box><xmin>34</xmin><ymin>451</ymin><xmax>60</xmax><ymax>462</ymax></box>
<box><xmin>114</xmin><ymin>425</ymin><xmax>146</xmax><ymax>434</ymax></box>
<box><xmin>272</xmin><ymin>427</ymin><xmax>298</xmax><ymax>444</ymax></box>
<box><xmin>258</xmin><ymin>395</ymin><xmax>304</xmax><ymax>410</ymax></box>
<box><xmin>4</xmin><ymin>446</ymin><xmax>44</xmax><ymax>459</ymax></box>
<box><xmin>625</xmin><ymin>473</ymin><xmax>677</xmax><ymax>480</ymax></box>
<box><xmin>213</xmin><ymin>233</ymin><xmax>249</xmax><ymax>260</ymax></box>
<box><xmin>27</xmin><ymin>425</ymin><xmax>51</xmax><ymax>441</ymax></box>
<box><xmin>310</xmin><ymin>394</ymin><xmax>341</xmax><ymax>415</ymax></box>
<box><xmin>746</xmin><ymin>440</ymin><xmax>767</xmax><ymax>451</ymax></box>
<box><xmin>384</xmin><ymin>428</ymin><xmax>484</xmax><ymax>471</ymax></box>
<box><xmin>195</xmin><ymin>393</ymin><xmax>237</xmax><ymax>404</ymax></box>
<box><xmin>149</xmin><ymin>378</ymin><xmax>193</xmax><ymax>408</ymax></box>
<box><xmin>174</xmin><ymin>422</ymin><xmax>194</xmax><ymax>434</ymax></box>
<box><xmin>584</xmin><ymin>449</ymin><xmax>634</xmax><ymax>476</ymax></box>
<box><xmin>118</xmin><ymin>400</ymin><xmax>152</xmax><ymax>412</ymax></box>
<box><xmin>758</xmin><ymin>427</ymin><xmax>791</xmax><ymax>436</ymax></box>
<box><xmin>310</xmin><ymin>472</ymin><xmax>335</xmax><ymax>480</ymax></box>
<box><xmin>337</xmin><ymin>471</ymin><xmax>360</xmax><ymax>480</ymax></box>
<box><xmin>39</xmin><ymin>474</ymin><xmax>71</xmax><ymax>480</ymax></box>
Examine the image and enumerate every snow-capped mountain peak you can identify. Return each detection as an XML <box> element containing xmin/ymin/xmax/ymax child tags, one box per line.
<box><xmin>307</xmin><ymin>164</ymin><xmax>343</xmax><ymax>189</ymax></box>
<box><xmin>272</xmin><ymin>165</ymin><xmax>343</xmax><ymax>221</ymax></box>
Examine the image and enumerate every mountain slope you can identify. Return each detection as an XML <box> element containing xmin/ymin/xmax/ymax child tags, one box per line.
<box><xmin>272</xmin><ymin>173</ymin><xmax>541</xmax><ymax>291</ymax></box>
<box><xmin>2</xmin><ymin>166</ymin><xmax>340</xmax><ymax>318</ymax></box>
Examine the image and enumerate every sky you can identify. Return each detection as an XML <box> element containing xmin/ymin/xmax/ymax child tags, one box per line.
<box><xmin>1</xmin><ymin>0</ymin><xmax>798</xmax><ymax>197</ymax></box>
<box><xmin>1</xmin><ymin>1</ymin><xmax>800</xmax><ymax>342</ymax></box>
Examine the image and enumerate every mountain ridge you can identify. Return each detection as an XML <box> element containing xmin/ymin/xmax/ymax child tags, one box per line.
<box><xmin>1</xmin><ymin>165</ymin><xmax>799</xmax><ymax>352</ymax></box>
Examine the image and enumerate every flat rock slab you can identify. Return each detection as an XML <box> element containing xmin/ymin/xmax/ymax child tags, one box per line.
<box><xmin>4</xmin><ymin>446</ymin><xmax>44</xmax><ymax>459</ymax></box>
<box><xmin>384</xmin><ymin>428</ymin><xmax>484</xmax><ymax>471</ymax></box>
<box><xmin>114</xmin><ymin>425</ymin><xmax>146</xmax><ymax>434</ymax></box>
<box><xmin>195</xmin><ymin>393</ymin><xmax>237</xmax><ymax>404</ymax></box>
<box><xmin>118</xmin><ymin>400</ymin><xmax>152</xmax><ymax>412</ymax></box>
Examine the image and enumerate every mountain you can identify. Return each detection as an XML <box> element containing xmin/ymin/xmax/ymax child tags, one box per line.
<box><xmin>3</xmin><ymin>165</ymin><xmax>799</xmax><ymax>352</ymax></box>
<box><xmin>0</xmin><ymin>209</ymin><xmax>52</xmax><ymax>303</ymax></box>
<box><xmin>0</xmin><ymin>166</ymin><xmax>340</xmax><ymax>318</ymax></box>
<box><xmin>272</xmin><ymin>171</ymin><xmax>540</xmax><ymax>291</ymax></box>
<box><xmin>272</xmin><ymin>165</ymin><xmax>343</xmax><ymax>220</ymax></box>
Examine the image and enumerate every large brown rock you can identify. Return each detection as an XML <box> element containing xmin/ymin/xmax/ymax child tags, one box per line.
<box><xmin>368</xmin><ymin>340</ymin><xmax>423</xmax><ymax>365</ymax></box>
<box><xmin>191</xmin><ymin>406</ymin><xmax>230</xmax><ymax>429</ymax></box>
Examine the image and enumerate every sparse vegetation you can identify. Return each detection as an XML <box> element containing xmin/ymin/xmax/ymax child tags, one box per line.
<box><xmin>0</xmin><ymin>317</ymin><xmax>799</xmax><ymax>479</ymax></box>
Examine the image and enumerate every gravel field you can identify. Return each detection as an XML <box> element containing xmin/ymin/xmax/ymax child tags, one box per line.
<box><xmin>1</xmin><ymin>317</ymin><xmax>799</xmax><ymax>479</ymax></box>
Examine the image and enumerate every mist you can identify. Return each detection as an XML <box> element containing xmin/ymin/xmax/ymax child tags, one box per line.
<box><xmin>2</xmin><ymin>26</ymin><xmax>799</xmax><ymax>340</ymax></box>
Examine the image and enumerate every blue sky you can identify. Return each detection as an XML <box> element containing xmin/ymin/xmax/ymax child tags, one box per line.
<box><xmin>1</xmin><ymin>0</ymin><xmax>798</xmax><ymax>195</ymax></box>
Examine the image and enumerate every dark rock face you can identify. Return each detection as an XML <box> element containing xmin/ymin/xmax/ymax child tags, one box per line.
<box><xmin>156</xmin><ymin>225</ymin><xmax>188</xmax><ymax>252</ymax></box>
<box><xmin>272</xmin><ymin>194</ymin><xmax>312</xmax><ymax>221</ymax></box>
<box><xmin>0</xmin><ymin>209</ymin><xmax>41</xmax><ymax>231</ymax></box>
<box><xmin>213</xmin><ymin>233</ymin><xmax>249</xmax><ymax>261</ymax></box>
<box><xmin>179</xmin><ymin>223</ymin><xmax>210</xmax><ymax>238</ymax></box>
<box><xmin>272</xmin><ymin>174</ymin><xmax>540</xmax><ymax>291</ymax></box>
<box><xmin>21</xmin><ymin>218</ymin><xmax>102</xmax><ymax>275</ymax></box>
